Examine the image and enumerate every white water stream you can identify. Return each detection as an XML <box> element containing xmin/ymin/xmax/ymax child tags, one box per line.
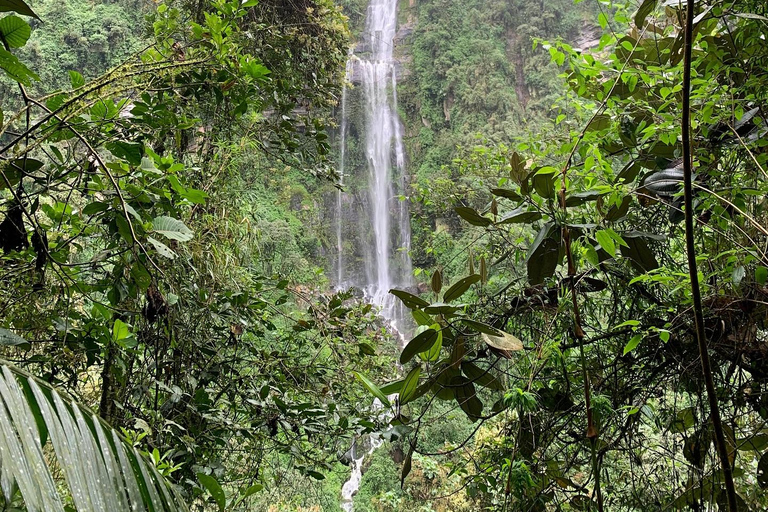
<box><xmin>337</xmin><ymin>0</ymin><xmax>411</xmax><ymax>509</ymax></box>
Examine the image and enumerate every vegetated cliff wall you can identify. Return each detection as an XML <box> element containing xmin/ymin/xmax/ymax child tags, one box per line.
<box><xmin>391</xmin><ymin>0</ymin><xmax>597</xmax><ymax>273</ymax></box>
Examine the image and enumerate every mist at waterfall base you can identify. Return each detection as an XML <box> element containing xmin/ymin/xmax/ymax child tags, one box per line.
<box><xmin>335</xmin><ymin>0</ymin><xmax>411</xmax><ymax>509</ymax></box>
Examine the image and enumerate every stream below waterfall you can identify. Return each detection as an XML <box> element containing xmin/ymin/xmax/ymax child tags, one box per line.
<box><xmin>335</xmin><ymin>0</ymin><xmax>411</xmax><ymax>508</ymax></box>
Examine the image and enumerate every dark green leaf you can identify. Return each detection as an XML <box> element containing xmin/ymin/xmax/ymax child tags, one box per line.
<box><xmin>399</xmin><ymin>366</ymin><xmax>421</xmax><ymax>405</ymax></box>
<box><xmin>82</xmin><ymin>202</ymin><xmax>109</xmax><ymax>215</ymax></box>
<box><xmin>0</xmin><ymin>15</ymin><xmax>30</xmax><ymax>48</ymax></box>
<box><xmin>0</xmin><ymin>0</ymin><xmax>40</xmax><ymax>19</ymax></box>
<box><xmin>496</xmin><ymin>207</ymin><xmax>542</xmax><ymax>225</ymax></box>
<box><xmin>526</xmin><ymin>224</ymin><xmax>561</xmax><ymax>285</ymax></box>
<box><xmin>586</xmin><ymin>114</ymin><xmax>611</xmax><ymax>132</ymax></box>
<box><xmin>443</xmin><ymin>274</ymin><xmax>481</xmax><ymax>302</ymax></box>
<box><xmin>401</xmin><ymin>445</ymin><xmax>413</xmax><ymax>487</ymax></box>
<box><xmin>105</xmin><ymin>141</ymin><xmax>143</xmax><ymax>166</ymax></box>
<box><xmin>353</xmin><ymin>372</ymin><xmax>390</xmax><ymax>407</ymax></box>
<box><xmin>400</xmin><ymin>328</ymin><xmax>440</xmax><ymax>364</ymax></box>
<box><xmin>454</xmin><ymin>377</ymin><xmax>483</xmax><ymax>421</ymax></box>
<box><xmin>462</xmin><ymin>362</ymin><xmax>503</xmax><ymax>390</ymax></box>
<box><xmin>565</xmin><ymin>190</ymin><xmax>605</xmax><ymax>207</ymax></box>
<box><xmin>635</xmin><ymin>0</ymin><xmax>657</xmax><ymax>28</ymax></box>
<box><xmin>490</xmin><ymin>188</ymin><xmax>522</xmax><ymax>201</ymax></box>
<box><xmin>620</xmin><ymin>236</ymin><xmax>658</xmax><ymax>273</ymax></box>
<box><xmin>389</xmin><ymin>289</ymin><xmax>429</xmax><ymax>309</ymax></box>
<box><xmin>532</xmin><ymin>170</ymin><xmax>556</xmax><ymax>199</ymax></box>
<box><xmin>431</xmin><ymin>269</ymin><xmax>442</xmax><ymax>294</ymax></box>
<box><xmin>197</xmin><ymin>473</ymin><xmax>226</xmax><ymax>512</ymax></box>
<box><xmin>0</xmin><ymin>328</ymin><xmax>30</xmax><ymax>349</ymax></box>
<box><xmin>454</xmin><ymin>206</ymin><xmax>492</xmax><ymax>227</ymax></box>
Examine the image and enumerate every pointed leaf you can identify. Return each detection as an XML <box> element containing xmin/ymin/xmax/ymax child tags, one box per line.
<box><xmin>197</xmin><ymin>473</ymin><xmax>225</xmax><ymax>512</ymax></box>
<box><xmin>399</xmin><ymin>366</ymin><xmax>421</xmax><ymax>405</ymax></box>
<box><xmin>152</xmin><ymin>216</ymin><xmax>193</xmax><ymax>242</ymax></box>
<box><xmin>455</xmin><ymin>206</ymin><xmax>492</xmax><ymax>227</ymax></box>
<box><xmin>0</xmin><ymin>15</ymin><xmax>30</xmax><ymax>48</ymax></box>
<box><xmin>389</xmin><ymin>289</ymin><xmax>429</xmax><ymax>309</ymax></box>
<box><xmin>0</xmin><ymin>0</ymin><xmax>40</xmax><ymax>19</ymax></box>
<box><xmin>353</xmin><ymin>372</ymin><xmax>390</xmax><ymax>407</ymax></box>
<box><xmin>400</xmin><ymin>328</ymin><xmax>440</xmax><ymax>364</ymax></box>
<box><xmin>0</xmin><ymin>328</ymin><xmax>30</xmax><ymax>349</ymax></box>
<box><xmin>443</xmin><ymin>274</ymin><xmax>481</xmax><ymax>302</ymax></box>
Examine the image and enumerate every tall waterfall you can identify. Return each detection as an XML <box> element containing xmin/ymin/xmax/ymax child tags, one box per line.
<box><xmin>335</xmin><ymin>0</ymin><xmax>412</xmax><ymax>336</ymax></box>
<box><xmin>337</xmin><ymin>0</ymin><xmax>411</xmax><ymax>509</ymax></box>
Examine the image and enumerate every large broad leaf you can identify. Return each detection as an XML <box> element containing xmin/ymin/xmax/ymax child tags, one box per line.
<box><xmin>153</xmin><ymin>216</ymin><xmax>194</xmax><ymax>242</ymax></box>
<box><xmin>0</xmin><ymin>363</ymin><xmax>187</xmax><ymax>511</ymax></box>
<box><xmin>389</xmin><ymin>289</ymin><xmax>429</xmax><ymax>309</ymax></box>
<box><xmin>526</xmin><ymin>223</ymin><xmax>561</xmax><ymax>285</ymax></box>
<box><xmin>399</xmin><ymin>366</ymin><xmax>421</xmax><ymax>405</ymax></box>
<box><xmin>352</xmin><ymin>372</ymin><xmax>390</xmax><ymax>407</ymax></box>
<box><xmin>0</xmin><ymin>0</ymin><xmax>40</xmax><ymax>19</ymax></box>
<box><xmin>400</xmin><ymin>328</ymin><xmax>440</xmax><ymax>364</ymax></box>
<box><xmin>443</xmin><ymin>274</ymin><xmax>480</xmax><ymax>302</ymax></box>
<box><xmin>0</xmin><ymin>47</ymin><xmax>38</xmax><ymax>85</ymax></box>
<box><xmin>635</xmin><ymin>0</ymin><xmax>657</xmax><ymax>28</ymax></box>
<box><xmin>454</xmin><ymin>377</ymin><xmax>483</xmax><ymax>421</ymax></box>
<box><xmin>0</xmin><ymin>15</ymin><xmax>30</xmax><ymax>48</ymax></box>
<box><xmin>0</xmin><ymin>328</ymin><xmax>30</xmax><ymax>349</ymax></box>
<box><xmin>454</xmin><ymin>206</ymin><xmax>492</xmax><ymax>227</ymax></box>
<box><xmin>197</xmin><ymin>473</ymin><xmax>226</xmax><ymax>511</ymax></box>
<box><xmin>620</xmin><ymin>233</ymin><xmax>659</xmax><ymax>273</ymax></box>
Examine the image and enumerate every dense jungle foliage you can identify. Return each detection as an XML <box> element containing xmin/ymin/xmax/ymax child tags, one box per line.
<box><xmin>1</xmin><ymin>0</ymin><xmax>768</xmax><ymax>510</ymax></box>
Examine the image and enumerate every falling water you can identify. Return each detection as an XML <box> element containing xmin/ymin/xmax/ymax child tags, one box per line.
<box><xmin>336</xmin><ymin>57</ymin><xmax>352</xmax><ymax>286</ymax></box>
<box><xmin>335</xmin><ymin>0</ymin><xmax>412</xmax><ymax>335</ymax></box>
<box><xmin>337</xmin><ymin>0</ymin><xmax>411</xmax><ymax>508</ymax></box>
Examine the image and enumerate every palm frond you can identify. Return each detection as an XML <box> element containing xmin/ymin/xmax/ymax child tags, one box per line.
<box><xmin>0</xmin><ymin>363</ymin><xmax>188</xmax><ymax>512</ymax></box>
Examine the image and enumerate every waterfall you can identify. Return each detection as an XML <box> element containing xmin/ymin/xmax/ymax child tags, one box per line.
<box><xmin>336</xmin><ymin>57</ymin><xmax>352</xmax><ymax>286</ymax></box>
<box><xmin>337</xmin><ymin>0</ymin><xmax>411</xmax><ymax>508</ymax></box>
<box><xmin>335</xmin><ymin>0</ymin><xmax>412</xmax><ymax>336</ymax></box>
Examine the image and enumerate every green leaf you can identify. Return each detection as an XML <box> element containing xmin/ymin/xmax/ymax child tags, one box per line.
<box><xmin>0</xmin><ymin>327</ymin><xmax>30</xmax><ymax>349</ymax></box>
<box><xmin>431</xmin><ymin>269</ymin><xmax>442</xmax><ymax>294</ymax></box>
<box><xmin>496</xmin><ymin>207</ymin><xmax>542</xmax><ymax>225</ymax></box>
<box><xmin>0</xmin><ymin>47</ymin><xmax>38</xmax><ymax>84</ymax></box>
<box><xmin>526</xmin><ymin>224</ymin><xmax>561</xmax><ymax>285</ymax></box>
<box><xmin>105</xmin><ymin>141</ymin><xmax>142</xmax><ymax>166</ymax></box>
<box><xmin>399</xmin><ymin>366</ymin><xmax>421</xmax><ymax>405</ymax></box>
<box><xmin>148</xmin><ymin>236</ymin><xmax>177</xmax><ymax>259</ymax></box>
<box><xmin>68</xmin><ymin>70</ymin><xmax>85</xmax><ymax>89</ymax></box>
<box><xmin>400</xmin><ymin>328</ymin><xmax>440</xmax><ymax>364</ymax></box>
<box><xmin>454</xmin><ymin>206</ymin><xmax>492</xmax><ymax>227</ymax></box>
<box><xmin>0</xmin><ymin>0</ymin><xmax>40</xmax><ymax>19</ymax></box>
<box><xmin>389</xmin><ymin>289</ymin><xmax>429</xmax><ymax>309</ymax></box>
<box><xmin>462</xmin><ymin>362</ymin><xmax>503</xmax><ymax>390</ymax></box>
<box><xmin>756</xmin><ymin>266</ymin><xmax>768</xmax><ymax>286</ymax></box>
<box><xmin>620</xmin><ymin>234</ymin><xmax>659</xmax><ymax>273</ymax></box>
<box><xmin>197</xmin><ymin>473</ymin><xmax>226</xmax><ymax>512</ymax></box>
<box><xmin>82</xmin><ymin>202</ymin><xmax>109</xmax><ymax>215</ymax></box>
<box><xmin>419</xmin><ymin>329</ymin><xmax>443</xmax><ymax>362</ymax></box>
<box><xmin>401</xmin><ymin>445</ymin><xmax>413</xmax><ymax>487</ymax></box>
<box><xmin>112</xmin><ymin>319</ymin><xmax>130</xmax><ymax>342</ymax></box>
<box><xmin>411</xmin><ymin>310</ymin><xmax>432</xmax><ymax>326</ymax></box>
<box><xmin>443</xmin><ymin>274</ymin><xmax>481</xmax><ymax>302</ymax></box>
<box><xmin>595</xmin><ymin>229</ymin><xmax>616</xmax><ymax>256</ymax></box>
<box><xmin>454</xmin><ymin>377</ymin><xmax>483</xmax><ymax>421</ymax></box>
<box><xmin>623</xmin><ymin>334</ymin><xmax>643</xmax><ymax>355</ymax></box>
<box><xmin>0</xmin><ymin>15</ymin><xmax>30</xmax><ymax>47</ymax></box>
<box><xmin>635</xmin><ymin>0</ymin><xmax>657</xmax><ymax>28</ymax></box>
<box><xmin>490</xmin><ymin>188</ymin><xmax>522</xmax><ymax>201</ymax></box>
<box><xmin>353</xmin><ymin>372</ymin><xmax>390</xmax><ymax>407</ymax></box>
<box><xmin>152</xmin><ymin>216</ymin><xmax>193</xmax><ymax>242</ymax></box>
